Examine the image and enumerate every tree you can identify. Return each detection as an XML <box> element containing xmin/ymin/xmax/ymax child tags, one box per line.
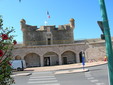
<box><xmin>0</xmin><ymin>15</ymin><xmax>17</xmax><ymax>85</ymax></box>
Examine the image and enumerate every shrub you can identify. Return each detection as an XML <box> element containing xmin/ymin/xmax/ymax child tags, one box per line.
<box><xmin>0</xmin><ymin>15</ymin><xmax>16</xmax><ymax>85</ymax></box>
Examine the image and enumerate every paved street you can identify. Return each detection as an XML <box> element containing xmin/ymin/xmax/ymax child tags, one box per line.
<box><xmin>12</xmin><ymin>64</ymin><xmax>108</xmax><ymax>85</ymax></box>
<box><xmin>55</xmin><ymin>64</ymin><xmax>108</xmax><ymax>85</ymax></box>
<box><xmin>28</xmin><ymin>71</ymin><xmax>60</xmax><ymax>85</ymax></box>
<box><xmin>13</xmin><ymin>71</ymin><xmax>60</xmax><ymax>85</ymax></box>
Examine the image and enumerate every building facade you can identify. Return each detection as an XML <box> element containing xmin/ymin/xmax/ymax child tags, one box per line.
<box><xmin>12</xmin><ymin>18</ymin><xmax>112</xmax><ymax>67</ymax></box>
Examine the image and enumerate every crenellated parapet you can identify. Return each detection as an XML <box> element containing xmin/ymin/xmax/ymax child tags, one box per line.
<box><xmin>70</xmin><ymin>18</ymin><xmax>75</xmax><ymax>29</ymax></box>
<box><xmin>20</xmin><ymin>18</ymin><xmax>75</xmax><ymax>46</ymax></box>
<box><xmin>58</xmin><ymin>18</ymin><xmax>75</xmax><ymax>30</ymax></box>
<box><xmin>20</xmin><ymin>18</ymin><xmax>75</xmax><ymax>32</ymax></box>
<box><xmin>20</xmin><ymin>19</ymin><xmax>38</xmax><ymax>32</ymax></box>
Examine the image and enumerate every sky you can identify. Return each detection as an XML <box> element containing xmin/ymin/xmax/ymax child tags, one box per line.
<box><xmin>0</xmin><ymin>0</ymin><xmax>113</xmax><ymax>43</ymax></box>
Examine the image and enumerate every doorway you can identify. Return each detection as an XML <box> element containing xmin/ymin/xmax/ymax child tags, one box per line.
<box><xmin>79</xmin><ymin>52</ymin><xmax>82</xmax><ymax>63</ymax></box>
<box><xmin>48</xmin><ymin>38</ymin><xmax>51</xmax><ymax>45</ymax></box>
<box><xmin>63</xmin><ymin>57</ymin><xmax>67</xmax><ymax>64</ymax></box>
<box><xmin>44</xmin><ymin>57</ymin><xmax>50</xmax><ymax>66</ymax></box>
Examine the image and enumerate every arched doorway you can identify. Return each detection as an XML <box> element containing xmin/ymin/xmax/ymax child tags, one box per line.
<box><xmin>24</xmin><ymin>53</ymin><xmax>40</xmax><ymax>67</ymax></box>
<box><xmin>79</xmin><ymin>51</ymin><xmax>85</xmax><ymax>63</ymax></box>
<box><xmin>15</xmin><ymin>56</ymin><xmax>21</xmax><ymax>60</ymax></box>
<box><xmin>79</xmin><ymin>52</ymin><xmax>82</xmax><ymax>63</ymax></box>
<box><xmin>43</xmin><ymin>52</ymin><xmax>59</xmax><ymax>66</ymax></box>
<box><xmin>61</xmin><ymin>51</ymin><xmax>76</xmax><ymax>64</ymax></box>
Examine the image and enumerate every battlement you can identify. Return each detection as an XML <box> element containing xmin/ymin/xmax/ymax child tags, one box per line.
<box><xmin>37</xmin><ymin>25</ymin><xmax>56</xmax><ymax>31</ymax></box>
<box><xmin>20</xmin><ymin>18</ymin><xmax>75</xmax><ymax>46</ymax></box>
<box><xmin>21</xmin><ymin>18</ymin><xmax>75</xmax><ymax>32</ymax></box>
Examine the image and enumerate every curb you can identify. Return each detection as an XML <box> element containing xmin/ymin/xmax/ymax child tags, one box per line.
<box><xmin>54</xmin><ymin>69</ymin><xmax>89</xmax><ymax>74</ymax></box>
<box><xmin>24</xmin><ymin>62</ymin><xmax>107</xmax><ymax>72</ymax></box>
<box><xmin>11</xmin><ymin>73</ymin><xmax>32</xmax><ymax>77</ymax></box>
<box><xmin>50</xmin><ymin>62</ymin><xmax>108</xmax><ymax>72</ymax></box>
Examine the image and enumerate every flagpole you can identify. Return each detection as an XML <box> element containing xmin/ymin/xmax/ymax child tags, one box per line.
<box><xmin>44</xmin><ymin>21</ymin><xmax>48</xmax><ymax>26</ymax></box>
<box><xmin>46</xmin><ymin>11</ymin><xmax>50</xmax><ymax>25</ymax></box>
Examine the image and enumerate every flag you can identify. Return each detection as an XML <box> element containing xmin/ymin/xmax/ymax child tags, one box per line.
<box><xmin>47</xmin><ymin>11</ymin><xmax>50</xmax><ymax>18</ymax></box>
<box><xmin>19</xmin><ymin>0</ymin><xmax>21</xmax><ymax>2</ymax></box>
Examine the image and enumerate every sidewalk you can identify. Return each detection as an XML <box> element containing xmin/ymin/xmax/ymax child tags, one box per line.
<box><xmin>11</xmin><ymin>61</ymin><xmax>107</xmax><ymax>77</ymax></box>
<box><xmin>25</xmin><ymin>61</ymin><xmax>107</xmax><ymax>72</ymax></box>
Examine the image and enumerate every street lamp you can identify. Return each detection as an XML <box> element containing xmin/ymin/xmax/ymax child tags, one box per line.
<box><xmin>99</xmin><ymin>0</ymin><xmax>113</xmax><ymax>85</ymax></box>
<box><xmin>97</xmin><ymin>21</ymin><xmax>105</xmax><ymax>40</ymax></box>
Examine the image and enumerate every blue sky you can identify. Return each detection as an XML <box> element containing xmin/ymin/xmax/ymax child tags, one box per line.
<box><xmin>0</xmin><ymin>0</ymin><xmax>113</xmax><ymax>43</ymax></box>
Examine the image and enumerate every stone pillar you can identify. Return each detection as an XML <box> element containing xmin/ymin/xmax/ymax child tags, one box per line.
<box><xmin>40</xmin><ymin>55</ymin><xmax>44</xmax><ymax>67</ymax></box>
<box><xmin>76</xmin><ymin>53</ymin><xmax>80</xmax><ymax>63</ymax></box>
<box><xmin>20</xmin><ymin>55</ymin><xmax>25</xmax><ymax>60</ymax></box>
<box><xmin>21</xmin><ymin>57</ymin><xmax>24</xmax><ymax>60</ymax></box>
<box><xmin>84</xmin><ymin>51</ymin><xmax>89</xmax><ymax>62</ymax></box>
<box><xmin>58</xmin><ymin>54</ymin><xmax>62</xmax><ymax>65</ymax></box>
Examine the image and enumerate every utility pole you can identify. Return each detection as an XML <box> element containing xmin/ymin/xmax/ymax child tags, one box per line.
<box><xmin>99</xmin><ymin>0</ymin><xmax>113</xmax><ymax>85</ymax></box>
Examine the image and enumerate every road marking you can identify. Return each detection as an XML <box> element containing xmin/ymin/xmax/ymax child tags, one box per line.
<box><xmin>28</xmin><ymin>80</ymin><xmax>58</xmax><ymax>84</ymax></box>
<box><xmin>84</xmin><ymin>71</ymin><xmax>105</xmax><ymax>85</ymax></box>
<box><xmin>30</xmin><ymin>76</ymin><xmax>55</xmax><ymax>78</ymax></box>
<box><xmin>87</xmin><ymin>77</ymin><xmax>94</xmax><ymax>80</ymax></box>
<box><xmin>90</xmin><ymin>79</ymin><xmax>99</xmax><ymax>82</ymax></box>
<box><xmin>29</xmin><ymin>77</ymin><xmax>56</xmax><ymax>80</ymax></box>
<box><xmin>28</xmin><ymin>71</ymin><xmax>60</xmax><ymax>85</ymax></box>
<box><xmin>28</xmin><ymin>83</ymin><xmax>60</xmax><ymax>85</ymax></box>
<box><xmin>96</xmin><ymin>83</ymin><xmax>105</xmax><ymax>85</ymax></box>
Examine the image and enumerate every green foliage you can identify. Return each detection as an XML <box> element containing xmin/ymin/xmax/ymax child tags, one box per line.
<box><xmin>0</xmin><ymin>15</ymin><xmax>16</xmax><ymax>85</ymax></box>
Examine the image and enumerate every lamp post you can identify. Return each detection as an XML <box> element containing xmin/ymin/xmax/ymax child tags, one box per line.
<box><xmin>99</xmin><ymin>0</ymin><xmax>113</xmax><ymax>85</ymax></box>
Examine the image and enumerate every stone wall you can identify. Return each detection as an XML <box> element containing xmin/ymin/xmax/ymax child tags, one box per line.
<box><xmin>12</xmin><ymin>43</ymin><xmax>84</xmax><ymax>66</ymax></box>
<box><xmin>85</xmin><ymin>47</ymin><xmax>106</xmax><ymax>62</ymax></box>
<box><xmin>20</xmin><ymin>18</ymin><xmax>75</xmax><ymax>46</ymax></box>
<box><xmin>12</xmin><ymin>42</ymin><xmax>107</xmax><ymax>67</ymax></box>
